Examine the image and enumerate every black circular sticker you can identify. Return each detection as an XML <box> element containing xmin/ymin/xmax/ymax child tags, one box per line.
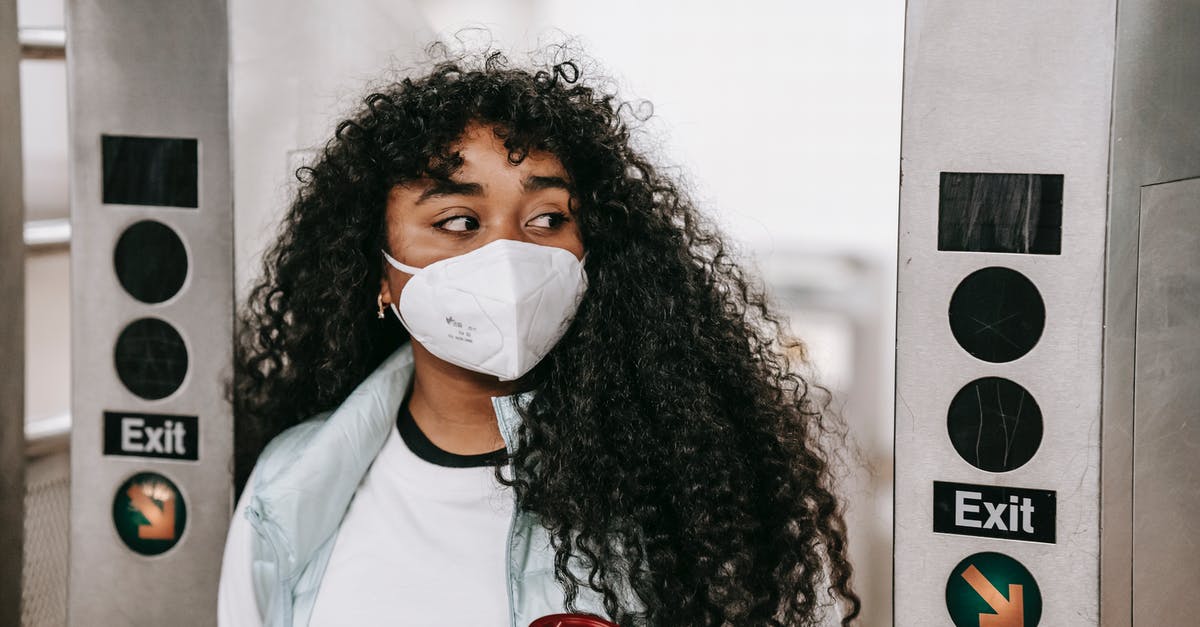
<box><xmin>113</xmin><ymin>220</ymin><xmax>188</xmax><ymax>304</ymax></box>
<box><xmin>112</xmin><ymin>472</ymin><xmax>187</xmax><ymax>556</ymax></box>
<box><xmin>947</xmin><ymin>377</ymin><xmax>1043</xmax><ymax>472</ymax></box>
<box><xmin>948</xmin><ymin>267</ymin><xmax>1045</xmax><ymax>363</ymax></box>
<box><xmin>114</xmin><ymin>318</ymin><xmax>189</xmax><ymax>400</ymax></box>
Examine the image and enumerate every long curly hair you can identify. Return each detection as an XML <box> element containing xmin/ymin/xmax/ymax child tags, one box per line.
<box><xmin>233</xmin><ymin>42</ymin><xmax>861</xmax><ymax>627</ymax></box>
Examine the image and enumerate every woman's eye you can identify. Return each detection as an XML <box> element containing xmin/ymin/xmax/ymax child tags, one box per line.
<box><xmin>435</xmin><ymin>215</ymin><xmax>478</xmax><ymax>232</ymax></box>
<box><xmin>529</xmin><ymin>211</ymin><xmax>570</xmax><ymax>229</ymax></box>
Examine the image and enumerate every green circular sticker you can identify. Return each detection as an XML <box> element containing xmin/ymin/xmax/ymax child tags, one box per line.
<box><xmin>112</xmin><ymin>472</ymin><xmax>187</xmax><ymax>556</ymax></box>
<box><xmin>946</xmin><ymin>552</ymin><xmax>1041</xmax><ymax>627</ymax></box>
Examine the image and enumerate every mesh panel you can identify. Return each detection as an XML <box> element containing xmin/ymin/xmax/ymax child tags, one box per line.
<box><xmin>22</xmin><ymin>451</ymin><xmax>69</xmax><ymax>627</ymax></box>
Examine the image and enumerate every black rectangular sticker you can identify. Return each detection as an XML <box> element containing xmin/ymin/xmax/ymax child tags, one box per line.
<box><xmin>103</xmin><ymin>411</ymin><xmax>198</xmax><ymax>461</ymax></box>
<box><xmin>101</xmin><ymin>135</ymin><xmax>199</xmax><ymax>208</ymax></box>
<box><xmin>938</xmin><ymin>172</ymin><xmax>1063</xmax><ymax>255</ymax></box>
<box><xmin>933</xmin><ymin>480</ymin><xmax>1056</xmax><ymax>544</ymax></box>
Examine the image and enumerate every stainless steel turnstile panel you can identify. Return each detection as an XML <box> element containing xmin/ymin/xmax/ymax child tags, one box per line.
<box><xmin>895</xmin><ymin>2</ymin><xmax>1114</xmax><ymax>624</ymax></box>
<box><xmin>66</xmin><ymin>1</ymin><xmax>233</xmax><ymax>625</ymax></box>
<box><xmin>899</xmin><ymin>1</ymin><xmax>1200</xmax><ymax>625</ymax></box>
<box><xmin>1133</xmin><ymin>177</ymin><xmax>1200</xmax><ymax>626</ymax></box>
<box><xmin>1103</xmin><ymin>3</ymin><xmax>1200</xmax><ymax>621</ymax></box>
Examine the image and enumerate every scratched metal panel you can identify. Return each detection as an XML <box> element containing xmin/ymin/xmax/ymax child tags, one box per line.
<box><xmin>896</xmin><ymin>2</ymin><xmax>1115</xmax><ymax>625</ymax></box>
<box><xmin>1132</xmin><ymin>177</ymin><xmax>1200</xmax><ymax>625</ymax></box>
<box><xmin>0</xmin><ymin>0</ymin><xmax>25</xmax><ymax>623</ymax></box>
<box><xmin>1103</xmin><ymin>2</ymin><xmax>1200</xmax><ymax>624</ymax></box>
<box><xmin>66</xmin><ymin>1</ymin><xmax>233</xmax><ymax>625</ymax></box>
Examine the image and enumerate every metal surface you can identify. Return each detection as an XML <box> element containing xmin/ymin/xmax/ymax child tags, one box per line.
<box><xmin>24</xmin><ymin>218</ymin><xmax>71</xmax><ymax>249</ymax></box>
<box><xmin>1132</xmin><ymin>177</ymin><xmax>1200</xmax><ymax>625</ymax></box>
<box><xmin>19</xmin><ymin>26</ymin><xmax>65</xmax><ymax>59</ymax></box>
<box><xmin>0</xmin><ymin>0</ymin><xmax>25</xmax><ymax>623</ymax></box>
<box><xmin>26</xmin><ymin>412</ymin><xmax>71</xmax><ymax>459</ymax></box>
<box><xmin>66</xmin><ymin>1</ymin><xmax>233</xmax><ymax>625</ymax></box>
<box><xmin>896</xmin><ymin>2</ymin><xmax>1115</xmax><ymax>624</ymax></box>
<box><xmin>1103</xmin><ymin>2</ymin><xmax>1200</xmax><ymax>624</ymax></box>
<box><xmin>22</xmin><ymin>450</ymin><xmax>70</xmax><ymax>627</ymax></box>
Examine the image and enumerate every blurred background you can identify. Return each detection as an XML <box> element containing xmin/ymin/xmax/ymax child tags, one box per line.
<box><xmin>15</xmin><ymin>0</ymin><xmax>903</xmax><ymax>624</ymax></box>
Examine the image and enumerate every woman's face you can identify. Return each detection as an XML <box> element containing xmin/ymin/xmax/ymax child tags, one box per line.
<box><xmin>379</xmin><ymin>120</ymin><xmax>585</xmax><ymax>308</ymax></box>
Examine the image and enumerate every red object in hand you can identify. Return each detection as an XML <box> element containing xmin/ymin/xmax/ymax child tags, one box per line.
<box><xmin>529</xmin><ymin>613</ymin><xmax>620</xmax><ymax>627</ymax></box>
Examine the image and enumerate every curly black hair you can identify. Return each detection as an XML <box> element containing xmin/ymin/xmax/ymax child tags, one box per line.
<box><xmin>232</xmin><ymin>41</ymin><xmax>861</xmax><ymax>627</ymax></box>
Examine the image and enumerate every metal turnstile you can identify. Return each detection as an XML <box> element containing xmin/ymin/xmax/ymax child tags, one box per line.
<box><xmin>895</xmin><ymin>1</ymin><xmax>1200</xmax><ymax>625</ymax></box>
<box><xmin>66</xmin><ymin>1</ymin><xmax>233</xmax><ymax>624</ymax></box>
<box><xmin>62</xmin><ymin>1</ymin><xmax>433</xmax><ymax>624</ymax></box>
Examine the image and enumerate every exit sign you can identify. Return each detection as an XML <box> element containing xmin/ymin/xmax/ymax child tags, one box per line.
<box><xmin>933</xmin><ymin>481</ymin><xmax>1056</xmax><ymax>544</ymax></box>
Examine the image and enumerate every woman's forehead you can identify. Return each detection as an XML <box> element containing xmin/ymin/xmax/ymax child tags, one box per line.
<box><xmin>452</xmin><ymin>122</ymin><xmax>569</xmax><ymax>173</ymax></box>
<box><xmin>391</xmin><ymin>136</ymin><xmax>571</xmax><ymax>196</ymax></box>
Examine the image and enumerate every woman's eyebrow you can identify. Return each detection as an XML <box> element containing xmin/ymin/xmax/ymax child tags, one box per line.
<box><xmin>413</xmin><ymin>174</ymin><xmax>570</xmax><ymax>204</ymax></box>
<box><xmin>415</xmin><ymin>179</ymin><xmax>484</xmax><ymax>204</ymax></box>
<box><xmin>523</xmin><ymin>174</ymin><xmax>571</xmax><ymax>193</ymax></box>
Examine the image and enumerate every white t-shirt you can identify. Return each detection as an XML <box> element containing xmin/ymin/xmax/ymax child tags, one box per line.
<box><xmin>217</xmin><ymin>405</ymin><xmax>515</xmax><ymax>626</ymax></box>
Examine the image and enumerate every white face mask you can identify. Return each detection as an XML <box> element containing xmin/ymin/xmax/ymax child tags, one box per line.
<box><xmin>381</xmin><ymin>239</ymin><xmax>589</xmax><ymax>381</ymax></box>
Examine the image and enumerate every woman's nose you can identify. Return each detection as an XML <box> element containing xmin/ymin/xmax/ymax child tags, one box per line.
<box><xmin>483</xmin><ymin>215</ymin><xmax>529</xmax><ymax>245</ymax></box>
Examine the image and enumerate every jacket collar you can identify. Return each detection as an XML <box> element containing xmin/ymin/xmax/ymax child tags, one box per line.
<box><xmin>251</xmin><ymin>340</ymin><xmax>534</xmax><ymax>578</ymax></box>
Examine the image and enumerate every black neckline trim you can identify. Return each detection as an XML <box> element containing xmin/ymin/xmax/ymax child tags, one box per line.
<box><xmin>396</xmin><ymin>392</ymin><xmax>508</xmax><ymax>468</ymax></box>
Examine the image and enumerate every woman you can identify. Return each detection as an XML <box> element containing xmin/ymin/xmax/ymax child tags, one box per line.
<box><xmin>218</xmin><ymin>46</ymin><xmax>861</xmax><ymax>627</ymax></box>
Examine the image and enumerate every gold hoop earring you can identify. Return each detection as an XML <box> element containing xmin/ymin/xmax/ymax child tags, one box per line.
<box><xmin>376</xmin><ymin>293</ymin><xmax>387</xmax><ymax>319</ymax></box>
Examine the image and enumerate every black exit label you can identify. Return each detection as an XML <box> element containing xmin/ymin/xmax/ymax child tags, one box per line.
<box><xmin>933</xmin><ymin>481</ymin><xmax>1055</xmax><ymax>544</ymax></box>
<box><xmin>103</xmin><ymin>411</ymin><xmax>198</xmax><ymax>461</ymax></box>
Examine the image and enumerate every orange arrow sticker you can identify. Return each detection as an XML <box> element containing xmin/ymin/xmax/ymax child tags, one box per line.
<box><xmin>945</xmin><ymin>551</ymin><xmax>1041</xmax><ymax>627</ymax></box>
<box><xmin>112</xmin><ymin>472</ymin><xmax>188</xmax><ymax>556</ymax></box>
<box><xmin>962</xmin><ymin>564</ymin><xmax>1023</xmax><ymax>627</ymax></box>
<box><xmin>126</xmin><ymin>483</ymin><xmax>176</xmax><ymax>540</ymax></box>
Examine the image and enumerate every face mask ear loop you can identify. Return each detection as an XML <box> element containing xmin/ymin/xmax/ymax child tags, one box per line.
<box><xmin>388</xmin><ymin>302</ymin><xmax>408</xmax><ymax>327</ymax></box>
<box><xmin>380</xmin><ymin>249</ymin><xmax>422</xmax><ymax>332</ymax></box>
<box><xmin>381</xmin><ymin>248</ymin><xmax>422</xmax><ymax>275</ymax></box>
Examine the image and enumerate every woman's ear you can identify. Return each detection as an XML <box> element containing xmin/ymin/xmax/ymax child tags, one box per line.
<box><xmin>379</xmin><ymin>271</ymin><xmax>394</xmax><ymax>306</ymax></box>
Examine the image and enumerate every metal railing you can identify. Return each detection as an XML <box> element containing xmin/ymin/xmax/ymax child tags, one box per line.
<box><xmin>19</xmin><ymin>27</ymin><xmax>64</xmax><ymax>60</ymax></box>
<box><xmin>23</xmin><ymin>218</ymin><xmax>70</xmax><ymax>249</ymax></box>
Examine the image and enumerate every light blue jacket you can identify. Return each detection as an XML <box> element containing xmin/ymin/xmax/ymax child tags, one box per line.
<box><xmin>242</xmin><ymin>340</ymin><xmax>631</xmax><ymax>626</ymax></box>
